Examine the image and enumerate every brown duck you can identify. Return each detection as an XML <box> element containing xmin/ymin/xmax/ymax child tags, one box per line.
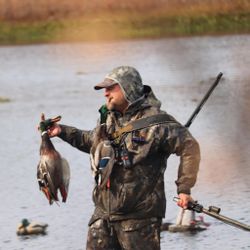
<box><xmin>37</xmin><ymin>113</ymin><xmax>70</xmax><ymax>205</ymax></box>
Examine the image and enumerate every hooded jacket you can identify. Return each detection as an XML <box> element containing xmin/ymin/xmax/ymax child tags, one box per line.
<box><xmin>58</xmin><ymin>86</ymin><xmax>200</xmax><ymax>223</ymax></box>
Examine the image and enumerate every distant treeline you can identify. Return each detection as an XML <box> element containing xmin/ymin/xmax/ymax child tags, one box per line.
<box><xmin>0</xmin><ymin>0</ymin><xmax>249</xmax><ymax>21</ymax></box>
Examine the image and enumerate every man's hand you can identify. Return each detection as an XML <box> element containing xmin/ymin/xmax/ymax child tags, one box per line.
<box><xmin>38</xmin><ymin>113</ymin><xmax>62</xmax><ymax>137</ymax></box>
<box><xmin>47</xmin><ymin>124</ymin><xmax>61</xmax><ymax>137</ymax></box>
<box><xmin>177</xmin><ymin>193</ymin><xmax>194</xmax><ymax>209</ymax></box>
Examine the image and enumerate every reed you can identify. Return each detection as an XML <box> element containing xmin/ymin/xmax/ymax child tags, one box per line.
<box><xmin>0</xmin><ymin>0</ymin><xmax>249</xmax><ymax>44</ymax></box>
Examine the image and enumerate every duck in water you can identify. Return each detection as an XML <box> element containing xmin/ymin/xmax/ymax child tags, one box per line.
<box><xmin>37</xmin><ymin>113</ymin><xmax>70</xmax><ymax>205</ymax></box>
<box><xmin>16</xmin><ymin>218</ymin><xmax>48</xmax><ymax>236</ymax></box>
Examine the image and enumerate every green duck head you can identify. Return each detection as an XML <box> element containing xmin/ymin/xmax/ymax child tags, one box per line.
<box><xmin>21</xmin><ymin>218</ymin><xmax>30</xmax><ymax>227</ymax></box>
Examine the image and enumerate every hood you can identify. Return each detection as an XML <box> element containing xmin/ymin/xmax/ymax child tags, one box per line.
<box><xmin>95</xmin><ymin>66</ymin><xmax>144</xmax><ymax>103</ymax></box>
<box><xmin>142</xmin><ymin>85</ymin><xmax>162</xmax><ymax>109</ymax></box>
<box><xmin>125</xmin><ymin>85</ymin><xmax>162</xmax><ymax>115</ymax></box>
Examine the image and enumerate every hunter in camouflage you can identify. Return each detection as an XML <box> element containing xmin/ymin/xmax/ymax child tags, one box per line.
<box><xmin>48</xmin><ymin>66</ymin><xmax>200</xmax><ymax>249</ymax></box>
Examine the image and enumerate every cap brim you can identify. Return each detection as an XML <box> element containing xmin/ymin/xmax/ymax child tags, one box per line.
<box><xmin>94</xmin><ymin>78</ymin><xmax>117</xmax><ymax>90</ymax></box>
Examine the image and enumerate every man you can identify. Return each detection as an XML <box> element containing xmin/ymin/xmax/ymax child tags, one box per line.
<box><xmin>46</xmin><ymin>66</ymin><xmax>200</xmax><ymax>250</ymax></box>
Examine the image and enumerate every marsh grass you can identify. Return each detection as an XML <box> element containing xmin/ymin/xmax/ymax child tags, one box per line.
<box><xmin>0</xmin><ymin>0</ymin><xmax>250</xmax><ymax>44</ymax></box>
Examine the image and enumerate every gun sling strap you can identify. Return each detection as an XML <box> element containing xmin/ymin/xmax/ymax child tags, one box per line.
<box><xmin>111</xmin><ymin>113</ymin><xmax>174</xmax><ymax>143</ymax></box>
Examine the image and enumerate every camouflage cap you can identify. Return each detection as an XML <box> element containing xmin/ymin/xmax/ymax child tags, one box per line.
<box><xmin>94</xmin><ymin>78</ymin><xmax>117</xmax><ymax>90</ymax></box>
<box><xmin>95</xmin><ymin>66</ymin><xmax>144</xmax><ymax>103</ymax></box>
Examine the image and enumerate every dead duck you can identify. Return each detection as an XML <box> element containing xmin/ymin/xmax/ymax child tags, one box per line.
<box><xmin>16</xmin><ymin>218</ymin><xmax>48</xmax><ymax>236</ymax></box>
<box><xmin>37</xmin><ymin>113</ymin><xmax>70</xmax><ymax>205</ymax></box>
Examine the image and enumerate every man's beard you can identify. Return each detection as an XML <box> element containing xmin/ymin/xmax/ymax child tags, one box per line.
<box><xmin>106</xmin><ymin>98</ymin><xmax>128</xmax><ymax>113</ymax></box>
<box><xmin>106</xmin><ymin>100</ymin><xmax>114</xmax><ymax>110</ymax></box>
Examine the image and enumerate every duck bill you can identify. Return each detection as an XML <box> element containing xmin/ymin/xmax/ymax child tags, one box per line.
<box><xmin>51</xmin><ymin>116</ymin><xmax>61</xmax><ymax>123</ymax></box>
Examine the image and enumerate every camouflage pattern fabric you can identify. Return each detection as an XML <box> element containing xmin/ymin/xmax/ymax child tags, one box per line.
<box><xmin>59</xmin><ymin>85</ymin><xmax>200</xmax><ymax>222</ymax></box>
<box><xmin>86</xmin><ymin>218</ymin><xmax>161</xmax><ymax>250</ymax></box>
<box><xmin>95</xmin><ymin>66</ymin><xmax>144</xmax><ymax>103</ymax></box>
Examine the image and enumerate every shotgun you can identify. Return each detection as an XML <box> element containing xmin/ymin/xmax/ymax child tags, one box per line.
<box><xmin>174</xmin><ymin>197</ymin><xmax>250</xmax><ymax>232</ymax></box>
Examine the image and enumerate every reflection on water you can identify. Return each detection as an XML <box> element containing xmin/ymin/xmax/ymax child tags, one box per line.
<box><xmin>0</xmin><ymin>35</ymin><xmax>249</xmax><ymax>250</ymax></box>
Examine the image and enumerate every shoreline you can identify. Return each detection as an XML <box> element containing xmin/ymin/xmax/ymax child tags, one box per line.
<box><xmin>0</xmin><ymin>32</ymin><xmax>249</xmax><ymax>47</ymax></box>
<box><xmin>0</xmin><ymin>11</ymin><xmax>250</xmax><ymax>45</ymax></box>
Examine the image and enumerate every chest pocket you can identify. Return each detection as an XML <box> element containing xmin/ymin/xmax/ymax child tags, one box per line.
<box><xmin>124</xmin><ymin>126</ymin><xmax>161</xmax><ymax>165</ymax></box>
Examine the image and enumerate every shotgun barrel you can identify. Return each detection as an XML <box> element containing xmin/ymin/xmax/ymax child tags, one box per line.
<box><xmin>185</xmin><ymin>72</ymin><xmax>223</xmax><ymax>128</ymax></box>
<box><xmin>201</xmin><ymin>206</ymin><xmax>250</xmax><ymax>232</ymax></box>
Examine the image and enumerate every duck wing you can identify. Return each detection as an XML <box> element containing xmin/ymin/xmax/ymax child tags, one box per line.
<box><xmin>59</xmin><ymin>158</ymin><xmax>70</xmax><ymax>202</ymax></box>
<box><xmin>37</xmin><ymin>157</ymin><xmax>59</xmax><ymax>204</ymax></box>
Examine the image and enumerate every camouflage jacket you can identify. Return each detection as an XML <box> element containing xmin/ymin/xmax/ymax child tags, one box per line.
<box><xmin>58</xmin><ymin>86</ymin><xmax>200</xmax><ymax>222</ymax></box>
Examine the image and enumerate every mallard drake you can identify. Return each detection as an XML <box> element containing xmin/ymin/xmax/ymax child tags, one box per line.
<box><xmin>37</xmin><ymin>114</ymin><xmax>70</xmax><ymax>205</ymax></box>
<box><xmin>16</xmin><ymin>218</ymin><xmax>48</xmax><ymax>235</ymax></box>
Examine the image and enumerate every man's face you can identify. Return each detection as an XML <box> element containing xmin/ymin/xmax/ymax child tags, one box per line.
<box><xmin>104</xmin><ymin>84</ymin><xmax>128</xmax><ymax>113</ymax></box>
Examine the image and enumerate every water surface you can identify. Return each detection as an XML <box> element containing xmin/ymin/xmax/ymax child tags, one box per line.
<box><xmin>0</xmin><ymin>35</ymin><xmax>249</xmax><ymax>250</ymax></box>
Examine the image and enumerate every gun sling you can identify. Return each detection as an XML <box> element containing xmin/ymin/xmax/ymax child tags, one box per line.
<box><xmin>112</xmin><ymin>113</ymin><xmax>174</xmax><ymax>143</ymax></box>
